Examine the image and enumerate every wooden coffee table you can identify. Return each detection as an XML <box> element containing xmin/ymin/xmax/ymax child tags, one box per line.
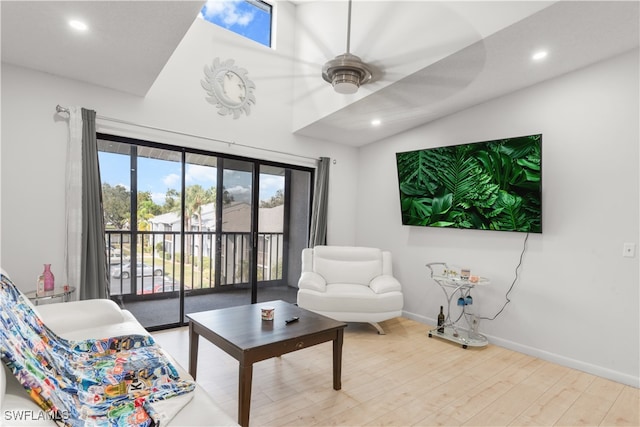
<box><xmin>186</xmin><ymin>300</ymin><xmax>347</xmax><ymax>427</ymax></box>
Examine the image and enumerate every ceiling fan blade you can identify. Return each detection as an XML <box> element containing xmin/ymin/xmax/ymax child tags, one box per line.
<box><xmin>342</xmin><ymin>1</ymin><xmax>484</xmax><ymax>87</ymax></box>
<box><xmin>289</xmin><ymin>83</ymin><xmax>326</xmax><ymax>106</ymax></box>
<box><xmin>295</xmin><ymin>6</ymin><xmax>340</xmax><ymax>63</ymax></box>
<box><xmin>204</xmin><ymin>33</ymin><xmax>326</xmax><ymax>83</ymax></box>
<box><xmin>339</xmin><ymin>38</ymin><xmax>488</xmax><ymax>123</ymax></box>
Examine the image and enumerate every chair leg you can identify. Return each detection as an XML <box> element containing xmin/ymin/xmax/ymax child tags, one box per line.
<box><xmin>369</xmin><ymin>322</ymin><xmax>386</xmax><ymax>335</ymax></box>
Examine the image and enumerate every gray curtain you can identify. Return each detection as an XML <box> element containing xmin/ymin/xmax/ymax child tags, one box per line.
<box><xmin>79</xmin><ymin>108</ymin><xmax>109</xmax><ymax>299</ymax></box>
<box><xmin>309</xmin><ymin>157</ymin><xmax>330</xmax><ymax>247</ymax></box>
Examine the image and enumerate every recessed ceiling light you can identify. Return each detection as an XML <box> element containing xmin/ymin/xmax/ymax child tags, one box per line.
<box><xmin>69</xmin><ymin>20</ymin><xmax>88</xmax><ymax>31</ymax></box>
<box><xmin>371</xmin><ymin>119</ymin><xmax>381</xmax><ymax>126</ymax></box>
<box><xmin>532</xmin><ymin>50</ymin><xmax>548</xmax><ymax>61</ymax></box>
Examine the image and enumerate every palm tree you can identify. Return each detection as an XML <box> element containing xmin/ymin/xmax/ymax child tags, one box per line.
<box><xmin>137</xmin><ymin>191</ymin><xmax>161</xmax><ymax>231</ymax></box>
<box><xmin>185</xmin><ymin>185</ymin><xmax>216</xmax><ymax>267</ymax></box>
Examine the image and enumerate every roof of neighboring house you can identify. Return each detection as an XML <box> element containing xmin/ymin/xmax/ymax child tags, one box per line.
<box><xmin>221</xmin><ymin>202</ymin><xmax>284</xmax><ymax>233</ymax></box>
<box><xmin>259</xmin><ymin>204</ymin><xmax>284</xmax><ymax>233</ymax></box>
<box><xmin>148</xmin><ymin>211</ymin><xmax>181</xmax><ymax>226</ymax></box>
<box><xmin>148</xmin><ymin>202</ymin><xmax>283</xmax><ymax>232</ymax></box>
<box><xmin>220</xmin><ymin>202</ymin><xmax>250</xmax><ymax>232</ymax></box>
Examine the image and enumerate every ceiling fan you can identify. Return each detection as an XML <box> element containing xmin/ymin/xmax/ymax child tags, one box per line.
<box><xmin>322</xmin><ymin>0</ymin><xmax>375</xmax><ymax>94</ymax></box>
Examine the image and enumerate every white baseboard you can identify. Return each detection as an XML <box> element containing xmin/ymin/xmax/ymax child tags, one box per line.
<box><xmin>401</xmin><ymin>310</ymin><xmax>639</xmax><ymax>388</ymax></box>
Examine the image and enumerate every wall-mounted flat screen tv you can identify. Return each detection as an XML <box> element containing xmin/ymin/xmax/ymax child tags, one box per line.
<box><xmin>396</xmin><ymin>134</ymin><xmax>542</xmax><ymax>233</ymax></box>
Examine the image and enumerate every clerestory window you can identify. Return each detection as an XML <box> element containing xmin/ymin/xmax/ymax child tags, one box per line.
<box><xmin>199</xmin><ymin>0</ymin><xmax>273</xmax><ymax>47</ymax></box>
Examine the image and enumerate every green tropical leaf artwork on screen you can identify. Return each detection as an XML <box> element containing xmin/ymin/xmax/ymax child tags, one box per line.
<box><xmin>396</xmin><ymin>134</ymin><xmax>542</xmax><ymax>233</ymax></box>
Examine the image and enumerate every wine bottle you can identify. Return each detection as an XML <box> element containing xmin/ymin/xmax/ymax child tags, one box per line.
<box><xmin>437</xmin><ymin>306</ymin><xmax>445</xmax><ymax>333</ymax></box>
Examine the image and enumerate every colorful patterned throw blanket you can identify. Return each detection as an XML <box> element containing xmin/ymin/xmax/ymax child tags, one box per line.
<box><xmin>0</xmin><ymin>273</ymin><xmax>195</xmax><ymax>426</ymax></box>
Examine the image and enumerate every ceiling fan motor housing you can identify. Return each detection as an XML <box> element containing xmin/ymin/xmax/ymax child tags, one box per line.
<box><xmin>322</xmin><ymin>53</ymin><xmax>373</xmax><ymax>94</ymax></box>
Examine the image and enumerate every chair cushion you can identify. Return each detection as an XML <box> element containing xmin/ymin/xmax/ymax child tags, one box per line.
<box><xmin>313</xmin><ymin>246</ymin><xmax>382</xmax><ymax>285</ymax></box>
<box><xmin>298</xmin><ymin>284</ymin><xmax>403</xmax><ymax>314</ymax></box>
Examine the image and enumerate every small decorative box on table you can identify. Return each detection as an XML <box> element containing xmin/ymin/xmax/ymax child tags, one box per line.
<box><xmin>426</xmin><ymin>262</ymin><xmax>489</xmax><ymax>349</ymax></box>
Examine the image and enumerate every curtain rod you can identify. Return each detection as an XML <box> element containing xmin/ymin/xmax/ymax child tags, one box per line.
<box><xmin>55</xmin><ymin>105</ymin><xmax>320</xmax><ymax>162</ymax></box>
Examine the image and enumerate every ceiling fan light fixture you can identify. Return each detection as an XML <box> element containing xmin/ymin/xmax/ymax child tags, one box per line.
<box><xmin>332</xmin><ymin>70</ymin><xmax>361</xmax><ymax>94</ymax></box>
<box><xmin>322</xmin><ymin>53</ymin><xmax>373</xmax><ymax>95</ymax></box>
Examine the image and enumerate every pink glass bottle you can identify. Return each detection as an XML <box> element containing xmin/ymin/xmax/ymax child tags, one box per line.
<box><xmin>43</xmin><ymin>264</ymin><xmax>55</xmax><ymax>292</ymax></box>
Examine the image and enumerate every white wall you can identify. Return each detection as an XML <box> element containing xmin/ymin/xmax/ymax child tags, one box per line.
<box><xmin>356</xmin><ymin>49</ymin><xmax>640</xmax><ymax>387</ymax></box>
<box><xmin>0</xmin><ymin>12</ymin><xmax>360</xmax><ymax>292</ymax></box>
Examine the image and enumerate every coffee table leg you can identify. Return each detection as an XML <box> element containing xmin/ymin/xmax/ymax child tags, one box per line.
<box><xmin>238</xmin><ymin>361</ymin><xmax>253</xmax><ymax>427</ymax></box>
<box><xmin>333</xmin><ymin>328</ymin><xmax>344</xmax><ymax>390</ymax></box>
<box><xmin>188</xmin><ymin>321</ymin><xmax>199</xmax><ymax>380</ymax></box>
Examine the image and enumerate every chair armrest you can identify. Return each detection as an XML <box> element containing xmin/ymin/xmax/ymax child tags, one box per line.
<box><xmin>35</xmin><ymin>299</ymin><xmax>129</xmax><ymax>333</ymax></box>
<box><xmin>298</xmin><ymin>271</ymin><xmax>327</xmax><ymax>292</ymax></box>
<box><xmin>369</xmin><ymin>275</ymin><xmax>402</xmax><ymax>294</ymax></box>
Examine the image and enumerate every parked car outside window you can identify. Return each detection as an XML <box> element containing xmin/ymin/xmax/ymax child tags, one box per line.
<box><xmin>137</xmin><ymin>277</ymin><xmax>178</xmax><ymax>295</ymax></box>
<box><xmin>106</xmin><ymin>245</ymin><xmax>128</xmax><ymax>265</ymax></box>
<box><xmin>111</xmin><ymin>262</ymin><xmax>163</xmax><ymax>279</ymax></box>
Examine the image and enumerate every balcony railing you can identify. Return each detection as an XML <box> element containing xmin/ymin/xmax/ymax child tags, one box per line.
<box><xmin>106</xmin><ymin>230</ymin><xmax>284</xmax><ymax>299</ymax></box>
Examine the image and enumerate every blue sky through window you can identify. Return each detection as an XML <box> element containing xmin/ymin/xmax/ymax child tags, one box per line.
<box><xmin>199</xmin><ymin>0</ymin><xmax>272</xmax><ymax>47</ymax></box>
<box><xmin>98</xmin><ymin>151</ymin><xmax>283</xmax><ymax>206</ymax></box>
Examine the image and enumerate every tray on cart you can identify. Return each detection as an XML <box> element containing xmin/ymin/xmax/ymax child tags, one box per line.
<box><xmin>428</xmin><ymin>326</ymin><xmax>488</xmax><ymax>349</ymax></box>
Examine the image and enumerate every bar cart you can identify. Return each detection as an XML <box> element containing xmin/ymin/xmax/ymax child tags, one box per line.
<box><xmin>426</xmin><ymin>262</ymin><xmax>489</xmax><ymax>349</ymax></box>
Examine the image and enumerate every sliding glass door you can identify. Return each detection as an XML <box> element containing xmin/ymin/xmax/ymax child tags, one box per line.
<box><xmin>100</xmin><ymin>142</ymin><xmax>185</xmax><ymax>328</ymax></box>
<box><xmin>98</xmin><ymin>134</ymin><xmax>313</xmax><ymax>329</ymax></box>
<box><xmin>256</xmin><ymin>166</ymin><xmax>312</xmax><ymax>303</ymax></box>
<box><xmin>179</xmin><ymin>153</ymin><xmax>218</xmax><ymax>320</ymax></box>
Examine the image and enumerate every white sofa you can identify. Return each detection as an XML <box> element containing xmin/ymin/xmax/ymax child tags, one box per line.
<box><xmin>297</xmin><ymin>246</ymin><xmax>404</xmax><ymax>334</ymax></box>
<box><xmin>1</xmin><ymin>277</ymin><xmax>238</xmax><ymax>426</ymax></box>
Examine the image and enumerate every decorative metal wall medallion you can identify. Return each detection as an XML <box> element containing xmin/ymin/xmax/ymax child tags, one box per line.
<box><xmin>201</xmin><ymin>58</ymin><xmax>256</xmax><ymax>119</ymax></box>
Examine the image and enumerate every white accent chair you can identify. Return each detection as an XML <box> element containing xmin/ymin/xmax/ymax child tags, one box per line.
<box><xmin>296</xmin><ymin>246</ymin><xmax>404</xmax><ymax>334</ymax></box>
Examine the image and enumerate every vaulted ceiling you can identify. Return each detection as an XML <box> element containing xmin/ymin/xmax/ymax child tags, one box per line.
<box><xmin>2</xmin><ymin>1</ymin><xmax>638</xmax><ymax>147</ymax></box>
<box><xmin>291</xmin><ymin>1</ymin><xmax>639</xmax><ymax>146</ymax></box>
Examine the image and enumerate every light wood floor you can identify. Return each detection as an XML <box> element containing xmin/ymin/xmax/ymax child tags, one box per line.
<box><xmin>152</xmin><ymin>317</ymin><xmax>639</xmax><ymax>426</ymax></box>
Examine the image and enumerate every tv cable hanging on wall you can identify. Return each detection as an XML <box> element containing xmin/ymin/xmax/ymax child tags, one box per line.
<box><xmin>479</xmin><ymin>232</ymin><xmax>530</xmax><ymax>322</ymax></box>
